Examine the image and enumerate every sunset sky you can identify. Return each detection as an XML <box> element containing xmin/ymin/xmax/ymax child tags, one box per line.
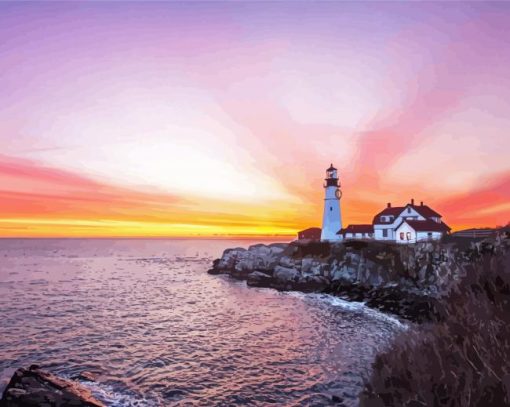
<box><xmin>1</xmin><ymin>2</ymin><xmax>509</xmax><ymax>237</ymax></box>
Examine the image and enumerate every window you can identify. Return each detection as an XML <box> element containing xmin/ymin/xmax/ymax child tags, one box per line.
<box><xmin>400</xmin><ymin>232</ymin><xmax>405</xmax><ymax>240</ymax></box>
<box><xmin>428</xmin><ymin>232</ymin><xmax>432</xmax><ymax>238</ymax></box>
<box><xmin>383</xmin><ymin>229</ymin><xmax>388</xmax><ymax>238</ymax></box>
<box><xmin>330</xmin><ymin>206</ymin><xmax>332</xmax><ymax>211</ymax></box>
<box><xmin>407</xmin><ymin>207</ymin><xmax>411</xmax><ymax>213</ymax></box>
<box><xmin>406</xmin><ymin>232</ymin><xmax>411</xmax><ymax>240</ymax></box>
<box><xmin>368</xmin><ymin>233</ymin><xmax>373</xmax><ymax>238</ymax></box>
<box><xmin>362</xmin><ymin>233</ymin><xmax>365</xmax><ymax>237</ymax></box>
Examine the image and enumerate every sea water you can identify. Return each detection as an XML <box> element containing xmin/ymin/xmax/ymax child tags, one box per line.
<box><xmin>0</xmin><ymin>239</ymin><xmax>404</xmax><ymax>406</ymax></box>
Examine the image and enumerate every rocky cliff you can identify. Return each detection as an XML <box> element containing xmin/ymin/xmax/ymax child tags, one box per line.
<box><xmin>360</xmin><ymin>244</ymin><xmax>510</xmax><ymax>406</ymax></box>
<box><xmin>208</xmin><ymin>237</ymin><xmax>509</xmax><ymax>322</ymax></box>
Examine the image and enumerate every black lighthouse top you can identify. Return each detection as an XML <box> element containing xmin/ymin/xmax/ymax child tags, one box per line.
<box><xmin>325</xmin><ymin>164</ymin><xmax>339</xmax><ymax>187</ymax></box>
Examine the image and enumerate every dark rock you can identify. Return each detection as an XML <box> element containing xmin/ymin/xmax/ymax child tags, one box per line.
<box><xmin>71</xmin><ymin>371</ymin><xmax>98</xmax><ymax>382</ymax></box>
<box><xmin>295</xmin><ymin>275</ymin><xmax>329</xmax><ymax>292</ymax></box>
<box><xmin>246</xmin><ymin>271</ymin><xmax>274</xmax><ymax>287</ymax></box>
<box><xmin>208</xmin><ymin>237</ymin><xmax>508</xmax><ymax>322</ymax></box>
<box><xmin>207</xmin><ymin>259</ymin><xmax>223</xmax><ymax>274</ymax></box>
<box><xmin>0</xmin><ymin>365</ymin><xmax>104</xmax><ymax>407</ymax></box>
<box><xmin>331</xmin><ymin>394</ymin><xmax>344</xmax><ymax>403</ymax></box>
<box><xmin>274</xmin><ymin>265</ymin><xmax>300</xmax><ymax>283</ymax></box>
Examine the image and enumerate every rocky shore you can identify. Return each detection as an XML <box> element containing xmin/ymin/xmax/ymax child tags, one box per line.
<box><xmin>0</xmin><ymin>365</ymin><xmax>103</xmax><ymax>407</ymax></box>
<box><xmin>208</xmin><ymin>237</ymin><xmax>509</xmax><ymax>322</ymax></box>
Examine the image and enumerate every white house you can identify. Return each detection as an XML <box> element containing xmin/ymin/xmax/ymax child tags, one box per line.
<box><xmin>338</xmin><ymin>199</ymin><xmax>450</xmax><ymax>244</ymax></box>
<box><xmin>394</xmin><ymin>219</ymin><xmax>446</xmax><ymax>244</ymax></box>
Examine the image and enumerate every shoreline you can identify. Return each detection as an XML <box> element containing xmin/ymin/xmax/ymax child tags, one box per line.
<box><xmin>208</xmin><ymin>235</ymin><xmax>510</xmax><ymax>406</ymax></box>
<box><xmin>207</xmin><ymin>238</ymin><xmax>473</xmax><ymax>322</ymax></box>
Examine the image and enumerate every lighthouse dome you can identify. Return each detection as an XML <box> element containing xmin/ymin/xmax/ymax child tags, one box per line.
<box><xmin>326</xmin><ymin>164</ymin><xmax>338</xmax><ymax>182</ymax></box>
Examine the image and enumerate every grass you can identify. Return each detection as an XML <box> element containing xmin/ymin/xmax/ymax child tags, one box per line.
<box><xmin>360</xmin><ymin>243</ymin><xmax>510</xmax><ymax>407</ymax></box>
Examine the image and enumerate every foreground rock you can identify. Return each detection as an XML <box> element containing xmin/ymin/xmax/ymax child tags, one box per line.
<box><xmin>208</xmin><ymin>237</ymin><xmax>510</xmax><ymax>322</ymax></box>
<box><xmin>0</xmin><ymin>365</ymin><xmax>104</xmax><ymax>407</ymax></box>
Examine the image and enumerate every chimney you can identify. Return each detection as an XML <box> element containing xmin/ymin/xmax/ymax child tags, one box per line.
<box><xmin>387</xmin><ymin>202</ymin><xmax>391</xmax><ymax>208</ymax></box>
<box><xmin>411</xmin><ymin>198</ymin><xmax>415</xmax><ymax>205</ymax></box>
<box><xmin>420</xmin><ymin>201</ymin><xmax>424</xmax><ymax>206</ymax></box>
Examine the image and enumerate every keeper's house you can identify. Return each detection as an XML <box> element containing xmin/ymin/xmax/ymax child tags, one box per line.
<box><xmin>339</xmin><ymin>199</ymin><xmax>450</xmax><ymax>244</ymax></box>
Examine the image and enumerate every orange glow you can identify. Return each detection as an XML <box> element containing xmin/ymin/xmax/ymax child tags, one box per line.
<box><xmin>0</xmin><ymin>155</ymin><xmax>507</xmax><ymax>237</ymax></box>
<box><xmin>1</xmin><ymin>3</ymin><xmax>509</xmax><ymax>237</ymax></box>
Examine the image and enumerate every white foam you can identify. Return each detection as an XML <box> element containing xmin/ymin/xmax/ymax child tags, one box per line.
<box><xmin>287</xmin><ymin>291</ymin><xmax>409</xmax><ymax>330</ymax></box>
<box><xmin>82</xmin><ymin>381</ymin><xmax>157</xmax><ymax>407</ymax></box>
<box><xmin>360</xmin><ymin>305</ymin><xmax>409</xmax><ymax>329</ymax></box>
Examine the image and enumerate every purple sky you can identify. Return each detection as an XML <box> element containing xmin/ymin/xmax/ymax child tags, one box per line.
<box><xmin>0</xmin><ymin>2</ymin><xmax>509</xmax><ymax>236</ymax></box>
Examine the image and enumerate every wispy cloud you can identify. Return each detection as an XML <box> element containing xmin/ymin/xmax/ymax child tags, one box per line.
<box><xmin>0</xmin><ymin>2</ymin><xmax>509</xmax><ymax>235</ymax></box>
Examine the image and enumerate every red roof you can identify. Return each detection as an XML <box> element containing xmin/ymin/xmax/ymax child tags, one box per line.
<box><xmin>298</xmin><ymin>227</ymin><xmax>321</xmax><ymax>234</ymax></box>
<box><xmin>297</xmin><ymin>227</ymin><xmax>321</xmax><ymax>240</ymax></box>
<box><xmin>373</xmin><ymin>204</ymin><xmax>442</xmax><ymax>225</ymax></box>
<box><xmin>372</xmin><ymin>207</ymin><xmax>405</xmax><ymax>224</ymax></box>
<box><xmin>338</xmin><ymin>224</ymin><xmax>374</xmax><ymax>235</ymax></box>
<box><xmin>403</xmin><ymin>219</ymin><xmax>450</xmax><ymax>232</ymax></box>
<box><xmin>411</xmin><ymin>204</ymin><xmax>441</xmax><ymax>219</ymax></box>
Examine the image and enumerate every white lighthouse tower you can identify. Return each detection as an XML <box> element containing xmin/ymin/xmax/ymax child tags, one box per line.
<box><xmin>321</xmin><ymin>164</ymin><xmax>343</xmax><ymax>241</ymax></box>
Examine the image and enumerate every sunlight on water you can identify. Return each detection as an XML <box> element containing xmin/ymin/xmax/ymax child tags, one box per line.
<box><xmin>0</xmin><ymin>239</ymin><xmax>404</xmax><ymax>406</ymax></box>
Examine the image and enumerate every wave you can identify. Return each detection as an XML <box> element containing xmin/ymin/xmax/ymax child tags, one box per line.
<box><xmin>82</xmin><ymin>381</ymin><xmax>158</xmax><ymax>407</ymax></box>
<box><xmin>282</xmin><ymin>291</ymin><xmax>409</xmax><ymax>330</ymax></box>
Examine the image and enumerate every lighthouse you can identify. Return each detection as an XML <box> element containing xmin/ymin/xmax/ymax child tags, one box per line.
<box><xmin>321</xmin><ymin>164</ymin><xmax>343</xmax><ymax>241</ymax></box>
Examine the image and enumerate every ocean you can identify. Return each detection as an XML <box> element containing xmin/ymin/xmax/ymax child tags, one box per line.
<box><xmin>0</xmin><ymin>239</ymin><xmax>405</xmax><ymax>406</ymax></box>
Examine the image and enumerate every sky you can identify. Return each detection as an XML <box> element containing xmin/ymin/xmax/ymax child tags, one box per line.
<box><xmin>0</xmin><ymin>2</ymin><xmax>509</xmax><ymax>237</ymax></box>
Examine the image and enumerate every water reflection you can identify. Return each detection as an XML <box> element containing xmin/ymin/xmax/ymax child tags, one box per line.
<box><xmin>0</xmin><ymin>239</ymin><xmax>404</xmax><ymax>406</ymax></box>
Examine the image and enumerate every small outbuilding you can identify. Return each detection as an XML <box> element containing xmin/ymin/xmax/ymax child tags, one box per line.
<box><xmin>338</xmin><ymin>224</ymin><xmax>374</xmax><ymax>240</ymax></box>
<box><xmin>498</xmin><ymin>225</ymin><xmax>510</xmax><ymax>239</ymax></box>
<box><xmin>297</xmin><ymin>227</ymin><xmax>322</xmax><ymax>241</ymax></box>
<box><xmin>452</xmin><ymin>228</ymin><xmax>498</xmax><ymax>239</ymax></box>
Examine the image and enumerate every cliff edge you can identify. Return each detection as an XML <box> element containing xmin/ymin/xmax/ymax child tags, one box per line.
<box><xmin>208</xmin><ymin>237</ymin><xmax>509</xmax><ymax>322</ymax></box>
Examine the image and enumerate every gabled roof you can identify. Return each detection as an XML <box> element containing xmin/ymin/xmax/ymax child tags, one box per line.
<box><xmin>401</xmin><ymin>219</ymin><xmax>451</xmax><ymax>233</ymax></box>
<box><xmin>338</xmin><ymin>224</ymin><xmax>374</xmax><ymax>235</ymax></box>
<box><xmin>372</xmin><ymin>207</ymin><xmax>405</xmax><ymax>224</ymax></box>
<box><xmin>373</xmin><ymin>204</ymin><xmax>442</xmax><ymax>225</ymax></box>
<box><xmin>410</xmin><ymin>204</ymin><xmax>441</xmax><ymax>219</ymax></box>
